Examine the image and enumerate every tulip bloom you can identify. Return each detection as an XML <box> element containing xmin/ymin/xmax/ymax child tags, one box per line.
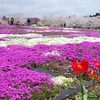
<box><xmin>94</xmin><ymin>60</ymin><xmax>100</xmax><ymax>69</ymax></box>
<box><xmin>89</xmin><ymin>69</ymin><xmax>95</xmax><ymax>80</ymax></box>
<box><xmin>96</xmin><ymin>76</ymin><xmax>100</xmax><ymax>82</ymax></box>
<box><xmin>72</xmin><ymin>60</ymin><xmax>89</xmax><ymax>75</ymax></box>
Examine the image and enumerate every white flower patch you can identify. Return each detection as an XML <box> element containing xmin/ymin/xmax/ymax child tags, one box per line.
<box><xmin>0</xmin><ymin>34</ymin><xmax>43</xmax><ymax>38</ymax></box>
<box><xmin>52</xmin><ymin>75</ymin><xmax>73</xmax><ymax>86</ymax></box>
<box><xmin>44</xmin><ymin>50</ymin><xmax>60</xmax><ymax>56</ymax></box>
<box><xmin>0</xmin><ymin>35</ymin><xmax>100</xmax><ymax>46</ymax></box>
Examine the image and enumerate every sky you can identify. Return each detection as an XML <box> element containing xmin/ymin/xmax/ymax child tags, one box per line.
<box><xmin>0</xmin><ymin>0</ymin><xmax>100</xmax><ymax>18</ymax></box>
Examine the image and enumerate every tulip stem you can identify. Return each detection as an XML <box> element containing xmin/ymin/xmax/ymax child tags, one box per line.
<box><xmin>93</xmin><ymin>80</ymin><xmax>95</xmax><ymax>91</ymax></box>
<box><xmin>80</xmin><ymin>75</ymin><xmax>84</xmax><ymax>100</ymax></box>
<box><xmin>93</xmin><ymin>79</ymin><xmax>96</xmax><ymax>99</ymax></box>
<box><xmin>80</xmin><ymin>75</ymin><xmax>88</xmax><ymax>100</ymax></box>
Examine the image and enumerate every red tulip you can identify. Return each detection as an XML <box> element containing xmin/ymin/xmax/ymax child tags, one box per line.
<box><xmin>94</xmin><ymin>60</ymin><xmax>100</xmax><ymax>69</ymax></box>
<box><xmin>72</xmin><ymin>60</ymin><xmax>89</xmax><ymax>75</ymax></box>
<box><xmin>89</xmin><ymin>69</ymin><xmax>95</xmax><ymax>80</ymax></box>
<box><xmin>96</xmin><ymin>76</ymin><xmax>100</xmax><ymax>82</ymax></box>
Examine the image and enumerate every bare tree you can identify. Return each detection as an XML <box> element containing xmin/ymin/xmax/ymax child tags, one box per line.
<box><xmin>9</xmin><ymin>13</ymin><xmax>26</xmax><ymax>25</ymax></box>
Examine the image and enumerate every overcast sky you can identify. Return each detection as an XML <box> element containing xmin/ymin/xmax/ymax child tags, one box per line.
<box><xmin>0</xmin><ymin>0</ymin><xmax>100</xmax><ymax>18</ymax></box>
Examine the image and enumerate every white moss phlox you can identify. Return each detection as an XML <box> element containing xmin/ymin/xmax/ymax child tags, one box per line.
<box><xmin>0</xmin><ymin>34</ymin><xmax>100</xmax><ymax>46</ymax></box>
<box><xmin>52</xmin><ymin>75</ymin><xmax>73</xmax><ymax>85</ymax></box>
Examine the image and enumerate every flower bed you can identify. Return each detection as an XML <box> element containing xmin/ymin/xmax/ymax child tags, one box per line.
<box><xmin>0</xmin><ymin>35</ymin><xmax>100</xmax><ymax>46</ymax></box>
<box><xmin>0</xmin><ymin>25</ymin><xmax>100</xmax><ymax>38</ymax></box>
<box><xmin>0</xmin><ymin>25</ymin><xmax>27</xmax><ymax>34</ymax></box>
<box><xmin>0</xmin><ymin>68</ymin><xmax>60</xmax><ymax>100</ymax></box>
<box><xmin>0</xmin><ymin>25</ymin><xmax>100</xmax><ymax>99</ymax></box>
<box><xmin>0</xmin><ymin>42</ymin><xmax>100</xmax><ymax>73</ymax></box>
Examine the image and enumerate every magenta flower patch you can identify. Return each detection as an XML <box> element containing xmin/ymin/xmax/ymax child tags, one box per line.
<box><xmin>0</xmin><ymin>68</ymin><xmax>53</xmax><ymax>100</ymax></box>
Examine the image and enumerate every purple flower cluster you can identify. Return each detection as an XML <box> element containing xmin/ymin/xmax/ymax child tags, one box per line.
<box><xmin>0</xmin><ymin>25</ymin><xmax>27</xmax><ymax>34</ymax></box>
<box><xmin>0</xmin><ymin>68</ymin><xmax>53</xmax><ymax>100</ymax></box>
<box><xmin>0</xmin><ymin>38</ymin><xmax>6</xmax><ymax>41</ymax></box>
<box><xmin>0</xmin><ymin>30</ymin><xmax>12</xmax><ymax>34</ymax></box>
<box><xmin>0</xmin><ymin>42</ymin><xmax>100</xmax><ymax>72</ymax></box>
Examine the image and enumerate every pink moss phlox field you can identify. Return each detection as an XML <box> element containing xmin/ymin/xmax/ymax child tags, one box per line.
<box><xmin>0</xmin><ymin>25</ymin><xmax>27</xmax><ymax>34</ymax></box>
<box><xmin>0</xmin><ymin>29</ymin><xmax>27</xmax><ymax>34</ymax></box>
<box><xmin>28</xmin><ymin>27</ymin><xmax>100</xmax><ymax>38</ymax></box>
<box><xmin>0</xmin><ymin>24</ymin><xmax>100</xmax><ymax>38</ymax></box>
<box><xmin>0</xmin><ymin>42</ymin><xmax>100</xmax><ymax>72</ymax></box>
<box><xmin>0</xmin><ymin>38</ymin><xmax>6</xmax><ymax>41</ymax></box>
<box><xmin>35</xmin><ymin>30</ymin><xmax>100</xmax><ymax>38</ymax></box>
<box><xmin>0</xmin><ymin>68</ymin><xmax>53</xmax><ymax>100</ymax></box>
